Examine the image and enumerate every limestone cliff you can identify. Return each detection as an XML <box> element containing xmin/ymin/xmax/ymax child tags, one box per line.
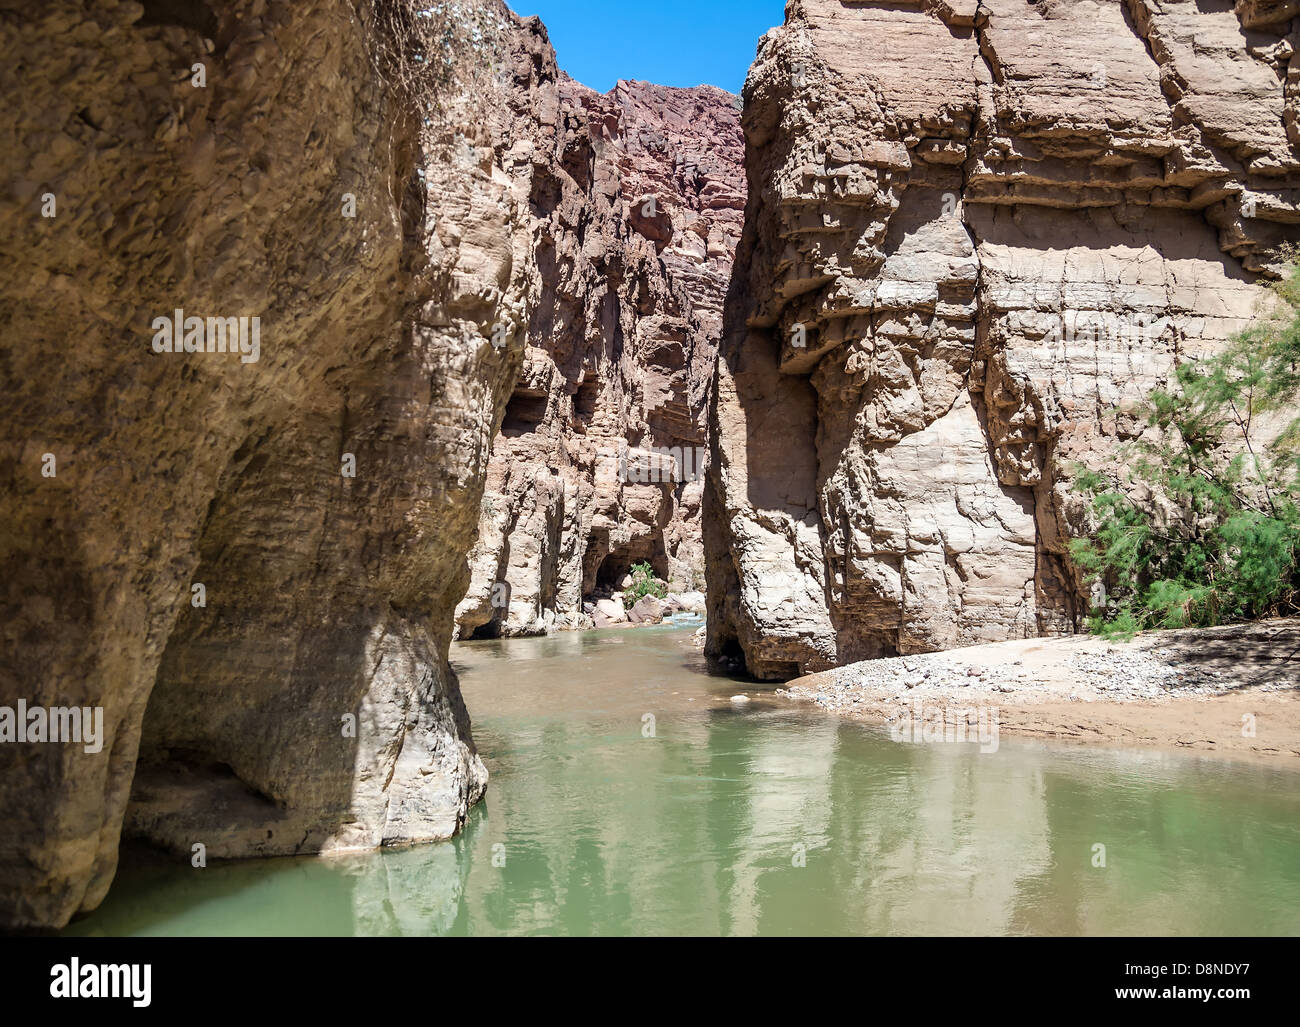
<box><xmin>706</xmin><ymin>0</ymin><xmax>1300</xmax><ymax>679</ymax></box>
<box><xmin>454</xmin><ymin>79</ymin><xmax>743</xmax><ymax>638</ymax></box>
<box><xmin>0</xmin><ymin>0</ymin><xmax>555</xmax><ymax>929</ymax></box>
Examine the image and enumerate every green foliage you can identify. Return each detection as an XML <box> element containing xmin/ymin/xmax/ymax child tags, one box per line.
<box><xmin>1071</xmin><ymin>262</ymin><xmax>1300</xmax><ymax>635</ymax></box>
<box><xmin>622</xmin><ymin>562</ymin><xmax>667</xmax><ymax>607</ymax></box>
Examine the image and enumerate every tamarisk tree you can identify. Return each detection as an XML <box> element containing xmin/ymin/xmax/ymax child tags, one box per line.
<box><xmin>1071</xmin><ymin>260</ymin><xmax>1300</xmax><ymax>636</ymax></box>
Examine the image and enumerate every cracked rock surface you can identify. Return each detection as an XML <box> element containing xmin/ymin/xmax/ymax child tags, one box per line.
<box><xmin>0</xmin><ymin>0</ymin><xmax>562</xmax><ymax>929</ymax></box>
<box><xmin>454</xmin><ymin>77</ymin><xmax>744</xmax><ymax>638</ymax></box>
<box><xmin>705</xmin><ymin>0</ymin><xmax>1299</xmax><ymax>680</ymax></box>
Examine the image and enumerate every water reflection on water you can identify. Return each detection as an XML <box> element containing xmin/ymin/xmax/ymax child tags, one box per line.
<box><xmin>66</xmin><ymin>626</ymin><xmax>1300</xmax><ymax>936</ymax></box>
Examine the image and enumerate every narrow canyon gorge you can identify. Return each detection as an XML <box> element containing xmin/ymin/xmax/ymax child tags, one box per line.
<box><xmin>1</xmin><ymin>0</ymin><xmax>1297</xmax><ymax>932</ymax></box>
<box><xmin>454</xmin><ymin>76</ymin><xmax>744</xmax><ymax>639</ymax></box>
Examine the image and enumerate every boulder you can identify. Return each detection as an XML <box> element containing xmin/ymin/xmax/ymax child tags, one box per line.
<box><xmin>594</xmin><ymin>597</ymin><xmax>628</xmax><ymax>626</ymax></box>
<box><xmin>676</xmin><ymin>591</ymin><xmax>707</xmax><ymax>614</ymax></box>
<box><xmin>629</xmin><ymin>595</ymin><xmax>665</xmax><ymax>625</ymax></box>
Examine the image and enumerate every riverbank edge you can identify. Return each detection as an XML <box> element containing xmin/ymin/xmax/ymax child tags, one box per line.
<box><xmin>779</xmin><ymin>619</ymin><xmax>1300</xmax><ymax>765</ymax></box>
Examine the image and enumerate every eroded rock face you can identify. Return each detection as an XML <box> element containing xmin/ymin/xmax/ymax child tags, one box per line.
<box><xmin>454</xmin><ymin>79</ymin><xmax>744</xmax><ymax>639</ymax></box>
<box><xmin>706</xmin><ymin>0</ymin><xmax>1299</xmax><ymax>679</ymax></box>
<box><xmin>0</xmin><ymin>0</ymin><xmax>556</xmax><ymax>929</ymax></box>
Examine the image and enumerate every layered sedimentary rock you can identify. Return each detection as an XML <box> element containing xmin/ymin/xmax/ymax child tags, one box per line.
<box><xmin>0</xmin><ymin>0</ymin><xmax>560</xmax><ymax>929</ymax></box>
<box><xmin>455</xmin><ymin>79</ymin><xmax>743</xmax><ymax>638</ymax></box>
<box><xmin>707</xmin><ymin>0</ymin><xmax>1300</xmax><ymax>679</ymax></box>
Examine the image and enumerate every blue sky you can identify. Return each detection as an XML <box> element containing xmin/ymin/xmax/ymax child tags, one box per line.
<box><xmin>510</xmin><ymin>0</ymin><xmax>788</xmax><ymax>94</ymax></box>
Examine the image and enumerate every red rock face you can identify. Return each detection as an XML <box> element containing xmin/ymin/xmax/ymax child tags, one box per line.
<box><xmin>455</xmin><ymin>75</ymin><xmax>745</xmax><ymax>637</ymax></box>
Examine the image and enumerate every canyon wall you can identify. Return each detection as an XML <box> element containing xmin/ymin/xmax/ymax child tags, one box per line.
<box><xmin>0</xmin><ymin>0</ymin><xmax>558</xmax><ymax>929</ymax></box>
<box><xmin>454</xmin><ymin>79</ymin><xmax>744</xmax><ymax>638</ymax></box>
<box><xmin>706</xmin><ymin>0</ymin><xmax>1300</xmax><ymax>679</ymax></box>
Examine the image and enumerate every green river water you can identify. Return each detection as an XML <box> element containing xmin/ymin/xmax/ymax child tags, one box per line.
<box><xmin>65</xmin><ymin>623</ymin><xmax>1300</xmax><ymax>936</ymax></box>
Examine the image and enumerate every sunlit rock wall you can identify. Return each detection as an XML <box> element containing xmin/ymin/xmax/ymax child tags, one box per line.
<box><xmin>455</xmin><ymin>78</ymin><xmax>744</xmax><ymax>638</ymax></box>
<box><xmin>706</xmin><ymin>0</ymin><xmax>1298</xmax><ymax>679</ymax></box>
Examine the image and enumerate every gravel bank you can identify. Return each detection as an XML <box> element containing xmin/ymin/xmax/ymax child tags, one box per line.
<box><xmin>780</xmin><ymin>619</ymin><xmax>1300</xmax><ymax>763</ymax></box>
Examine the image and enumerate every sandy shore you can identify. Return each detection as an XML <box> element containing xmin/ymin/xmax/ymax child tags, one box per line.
<box><xmin>780</xmin><ymin>619</ymin><xmax>1300</xmax><ymax>764</ymax></box>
